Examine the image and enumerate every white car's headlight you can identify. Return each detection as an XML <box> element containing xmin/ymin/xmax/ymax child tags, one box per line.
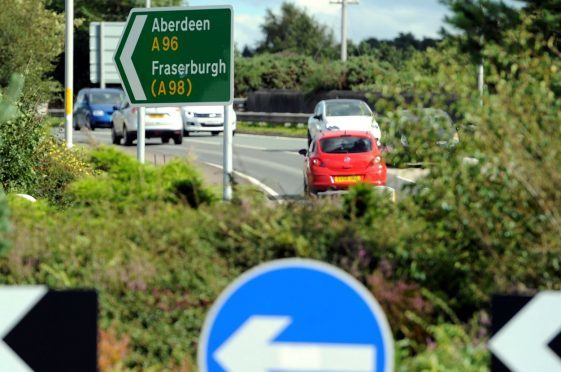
<box><xmin>92</xmin><ymin>110</ymin><xmax>104</xmax><ymax>116</ymax></box>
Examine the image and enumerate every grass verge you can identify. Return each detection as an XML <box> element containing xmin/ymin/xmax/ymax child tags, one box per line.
<box><xmin>236</xmin><ymin>121</ymin><xmax>307</xmax><ymax>137</ymax></box>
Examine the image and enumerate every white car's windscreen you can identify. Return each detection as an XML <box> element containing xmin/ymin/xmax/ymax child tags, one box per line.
<box><xmin>320</xmin><ymin>137</ymin><xmax>372</xmax><ymax>153</ymax></box>
<box><xmin>325</xmin><ymin>101</ymin><xmax>372</xmax><ymax>117</ymax></box>
<box><xmin>89</xmin><ymin>92</ymin><xmax>124</xmax><ymax>105</ymax></box>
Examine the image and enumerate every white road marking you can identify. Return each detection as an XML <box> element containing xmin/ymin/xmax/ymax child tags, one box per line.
<box><xmin>236</xmin><ymin>144</ymin><xmax>267</xmax><ymax>150</ymax></box>
<box><xmin>184</xmin><ymin>139</ymin><xmax>266</xmax><ymax>150</ymax></box>
<box><xmin>396</xmin><ymin>176</ymin><xmax>416</xmax><ymax>184</ymax></box>
<box><xmin>205</xmin><ymin>162</ymin><xmax>279</xmax><ymax>198</ymax></box>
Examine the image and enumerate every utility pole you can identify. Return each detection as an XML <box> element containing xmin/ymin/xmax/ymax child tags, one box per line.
<box><xmin>330</xmin><ymin>0</ymin><xmax>359</xmax><ymax>62</ymax></box>
<box><xmin>64</xmin><ymin>0</ymin><xmax>74</xmax><ymax>148</ymax></box>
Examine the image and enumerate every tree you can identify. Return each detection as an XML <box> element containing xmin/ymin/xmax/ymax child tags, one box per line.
<box><xmin>348</xmin><ymin>34</ymin><xmax>438</xmax><ymax>68</ymax></box>
<box><xmin>241</xmin><ymin>46</ymin><xmax>255</xmax><ymax>58</ymax></box>
<box><xmin>44</xmin><ymin>0</ymin><xmax>182</xmax><ymax>21</ymax></box>
<box><xmin>256</xmin><ymin>2</ymin><xmax>336</xmax><ymax>58</ymax></box>
<box><xmin>440</xmin><ymin>0</ymin><xmax>520</xmax><ymax>62</ymax></box>
<box><xmin>0</xmin><ymin>0</ymin><xmax>64</xmax><ymax>102</ymax></box>
<box><xmin>0</xmin><ymin>74</ymin><xmax>24</xmax><ymax>254</ymax></box>
<box><xmin>397</xmin><ymin>33</ymin><xmax>438</xmax><ymax>50</ymax></box>
<box><xmin>517</xmin><ymin>0</ymin><xmax>561</xmax><ymax>48</ymax></box>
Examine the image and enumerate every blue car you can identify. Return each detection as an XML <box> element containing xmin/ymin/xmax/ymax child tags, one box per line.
<box><xmin>73</xmin><ymin>88</ymin><xmax>124</xmax><ymax>130</ymax></box>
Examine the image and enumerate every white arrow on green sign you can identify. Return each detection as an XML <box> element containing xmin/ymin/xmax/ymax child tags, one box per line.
<box><xmin>113</xmin><ymin>6</ymin><xmax>233</xmax><ymax>107</ymax></box>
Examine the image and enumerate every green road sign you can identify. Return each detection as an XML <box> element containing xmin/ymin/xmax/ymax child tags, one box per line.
<box><xmin>114</xmin><ymin>6</ymin><xmax>233</xmax><ymax>107</ymax></box>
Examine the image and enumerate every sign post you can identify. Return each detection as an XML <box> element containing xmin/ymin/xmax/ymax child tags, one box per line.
<box><xmin>114</xmin><ymin>6</ymin><xmax>234</xmax><ymax>189</ymax></box>
<box><xmin>199</xmin><ymin>259</ymin><xmax>394</xmax><ymax>371</ymax></box>
<box><xmin>223</xmin><ymin>106</ymin><xmax>232</xmax><ymax>200</ymax></box>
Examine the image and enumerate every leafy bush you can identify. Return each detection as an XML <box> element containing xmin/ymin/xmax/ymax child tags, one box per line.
<box><xmin>396</xmin><ymin>323</ymin><xmax>489</xmax><ymax>371</ymax></box>
<box><xmin>3</xmin><ymin>197</ymin><xmax>230</xmax><ymax>368</ymax></box>
<box><xmin>33</xmin><ymin>138</ymin><xmax>93</xmax><ymax>205</ymax></box>
<box><xmin>0</xmin><ymin>107</ymin><xmax>46</xmax><ymax>191</ymax></box>
<box><xmin>0</xmin><ymin>74</ymin><xmax>24</xmax><ymax>123</ymax></box>
<box><xmin>379</xmin><ymin>108</ymin><xmax>459</xmax><ymax>167</ymax></box>
<box><xmin>302</xmin><ymin>56</ymin><xmax>396</xmax><ymax>93</ymax></box>
<box><xmin>3</xmin><ymin>179</ymin><xmax>486</xmax><ymax>368</ymax></box>
<box><xmin>235</xmin><ymin>54</ymin><xmax>315</xmax><ymax>96</ymax></box>
<box><xmin>0</xmin><ymin>73</ymin><xmax>24</xmax><ymax>255</ymax></box>
<box><xmin>235</xmin><ymin>54</ymin><xmax>396</xmax><ymax>96</ymax></box>
<box><xmin>68</xmin><ymin>146</ymin><xmax>216</xmax><ymax>209</ymax></box>
<box><xmin>0</xmin><ymin>109</ymin><xmax>92</xmax><ymax>202</ymax></box>
<box><xmin>368</xmin><ymin>266</ymin><xmax>434</xmax><ymax>343</ymax></box>
<box><xmin>0</xmin><ymin>192</ymin><xmax>8</xmax><ymax>256</ymax></box>
<box><xmin>98</xmin><ymin>325</ymin><xmax>130</xmax><ymax>371</ymax></box>
<box><xmin>366</xmin><ymin>26</ymin><xmax>561</xmax><ymax>315</ymax></box>
<box><xmin>0</xmin><ymin>183</ymin><xmax>411</xmax><ymax>367</ymax></box>
<box><xmin>0</xmin><ymin>1</ymin><xmax>80</xmax><ymax>200</ymax></box>
<box><xmin>0</xmin><ymin>75</ymin><xmax>86</xmax><ymax>199</ymax></box>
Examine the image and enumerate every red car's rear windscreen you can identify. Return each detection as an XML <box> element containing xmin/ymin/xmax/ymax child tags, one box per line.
<box><xmin>320</xmin><ymin>137</ymin><xmax>372</xmax><ymax>154</ymax></box>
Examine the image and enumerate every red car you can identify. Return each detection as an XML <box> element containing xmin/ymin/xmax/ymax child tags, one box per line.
<box><xmin>300</xmin><ymin>130</ymin><xmax>387</xmax><ymax>195</ymax></box>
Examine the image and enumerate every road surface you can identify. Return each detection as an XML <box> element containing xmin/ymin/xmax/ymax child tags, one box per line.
<box><xmin>64</xmin><ymin>128</ymin><xmax>423</xmax><ymax>198</ymax></box>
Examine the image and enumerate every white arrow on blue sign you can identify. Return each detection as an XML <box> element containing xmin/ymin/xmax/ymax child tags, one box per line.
<box><xmin>198</xmin><ymin>259</ymin><xmax>394</xmax><ymax>372</ymax></box>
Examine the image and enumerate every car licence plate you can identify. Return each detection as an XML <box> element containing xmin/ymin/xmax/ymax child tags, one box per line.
<box><xmin>147</xmin><ymin>114</ymin><xmax>165</xmax><ymax>118</ymax></box>
<box><xmin>334</xmin><ymin>175</ymin><xmax>362</xmax><ymax>183</ymax></box>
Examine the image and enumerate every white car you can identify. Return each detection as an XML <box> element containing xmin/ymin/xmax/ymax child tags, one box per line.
<box><xmin>307</xmin><ymin>99</ymin><xmax>381</xmax><ymax>146</ymax></box>
<box><xmin>111</xmin><ymin>102</ymin><xmax>183</xmax><ymax>146</ymax></box>
<box><xmin>181</xmin><ymin>105</ymin><xmax>237</xmax><ymax>136</ymax></box>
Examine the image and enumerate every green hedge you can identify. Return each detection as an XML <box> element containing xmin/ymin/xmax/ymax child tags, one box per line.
<box><xmin>0</xmin><ymin>74</ymin><xmax>24</xmax><ymax>255</ymax></box>
<box><xmin>234</xmin><ymin>54</ymin><xmax>396</xmax><ymax>96</ymax></box>
<box><xmin>0</xmin><ymin>192</ymin><xmax>8</xmax><ymax>256</ymax></box>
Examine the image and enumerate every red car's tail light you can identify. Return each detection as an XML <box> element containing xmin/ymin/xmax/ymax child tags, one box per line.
<box><xmin>370</xmin><ymin>156</ymin><xmax>383</xmax><ymax>166</ymax></box>
<box><xmin>373</xmin><ymin>156</ymin><xmax>382</xmax><ymax>164</ymax></box>
<box><xmin>311</xmin><ymin>157</ymin><xmax>325</xmax><ymax>167</ymax></box>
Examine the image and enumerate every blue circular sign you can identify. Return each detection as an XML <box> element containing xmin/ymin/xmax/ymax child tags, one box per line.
<box><xmin>198</xmin><ymin>259</ymin><xmax>394</xmax><ymax>372</ymax></box>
